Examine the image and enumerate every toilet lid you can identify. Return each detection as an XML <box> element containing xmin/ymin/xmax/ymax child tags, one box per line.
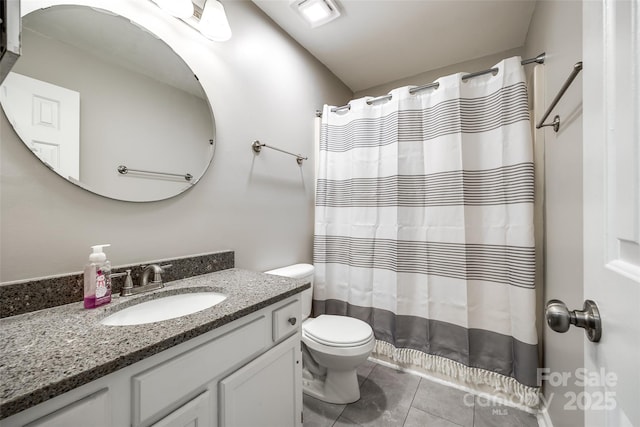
<box><xmin>304</xmin><ymin>315</ymin><xmax>373</xmax><ymax>347</ymax></box>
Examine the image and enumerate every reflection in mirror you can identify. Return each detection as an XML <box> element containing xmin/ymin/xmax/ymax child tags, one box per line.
<box><xmin>0</xmin><ymin>5</ymin><xmax>215</xmax><ymax>202</ymax></box>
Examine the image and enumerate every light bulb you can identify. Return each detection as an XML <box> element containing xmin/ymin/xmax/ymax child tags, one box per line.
<box><xmin>155</xmin><ymin>0</ymin><xmax>194</xmax><ymax>19</ymax></box>
<box><xmin>199</xmin><ymin>0</ymin><xmax>232</xmax><ymax>42</ymax></box>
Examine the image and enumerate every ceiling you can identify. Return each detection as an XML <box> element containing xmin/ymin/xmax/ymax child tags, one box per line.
<box><xmin>252</xmin><ymin>0</ymin><xmax>537</xmax><ymax>93</ymax></box>
<box><xmin>23</xmin><ymin>6</ymin><xmax>205</xmax><ymax>99</ymax></box>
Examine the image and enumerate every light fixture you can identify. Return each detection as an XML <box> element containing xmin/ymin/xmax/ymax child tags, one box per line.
<box><xmin>150</xmin><ymin>0</ymin><xmax>232</xmax><ymax>42</ymax></box>
<box><xmin>199</xmin><ymin>0</ymin><xmax>232</xmax><ymax>42</ymax></box>
<box><xmin>154</xmin><ymin>0</ymin><xmax>194</xmax><ymax>19</ymax></box>
<box><xmin>290</xmin><ymin>0</ymin><xmax>341</xmax><ymax>28</ymax></box>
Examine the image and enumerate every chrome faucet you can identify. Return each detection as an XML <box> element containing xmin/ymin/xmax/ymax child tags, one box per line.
<box><xmin>141</xmin><ymin>264</ymin><xmax>167</xmax><ymax>287</ymax></box>
<box><xmin>118</xmin><ymin>264</ymin><xmax>172</xmax><ymax>297</ymax></box>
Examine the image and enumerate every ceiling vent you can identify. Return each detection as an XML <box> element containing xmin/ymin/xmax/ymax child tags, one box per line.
<box><xmin>290</xmin><ymin>0</ymin><xmax>341</xmax><ymax>28</ymax></box>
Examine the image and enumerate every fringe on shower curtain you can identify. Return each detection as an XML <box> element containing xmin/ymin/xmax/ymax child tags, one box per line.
<box><xmin>373</xmin><ymin>341</ymin><xmax>540</xmax><ymax>407</ymax></box>
<box><xmin>314</xmin><ymin>56</ymin><xmax>540</xmax><ymax>408</ymax></box>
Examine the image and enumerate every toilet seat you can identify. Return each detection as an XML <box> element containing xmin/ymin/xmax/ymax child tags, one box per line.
<box><xmin>303</xmin><ymin>315</ymin><xmax>374</xmax><ymax>347</ymax></box>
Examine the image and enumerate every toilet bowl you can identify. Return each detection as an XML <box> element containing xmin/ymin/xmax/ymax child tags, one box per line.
<box><xmin>265</xmin><ymin>264</ymin><xmax>375</xmax><ymax>404</ymax></box>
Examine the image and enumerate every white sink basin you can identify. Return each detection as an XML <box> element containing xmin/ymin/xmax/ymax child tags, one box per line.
<box><xmin>101</xmin><ymin>292</ymin><xmax>227</xmax><ymax>326</ymax></box>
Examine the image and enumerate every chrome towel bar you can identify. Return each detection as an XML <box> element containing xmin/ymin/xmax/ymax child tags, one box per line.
<box><xmin>117</xmin><ymin>165</ymin><xmax>193</xmax><ymax>181</ymax></box>
<box><xmin>536</xmin><ymin>62</ymin><xmax>583</xmax><ymax>132</ymax></box>
<box><xmin>252</xmin><ymin>140</ymin><xmax>307</xmax><ymax>165</ymax></box>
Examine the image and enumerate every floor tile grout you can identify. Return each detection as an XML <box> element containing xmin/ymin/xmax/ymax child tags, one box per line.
<box><xmin>330</xmin><ymin>399</ymin><xmax>347</xmax><ymax>427</ymax></box>
<box><xmin>403</xmin><ymin>375</ymin><xmax>422</xmax><ymax>426</ymax></box>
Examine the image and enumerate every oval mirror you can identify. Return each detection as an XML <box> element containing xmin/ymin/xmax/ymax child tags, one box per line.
<box><xmin>0</xmin><ymin>5</ymin><xmax>215</xmax><ymax>202</ymax></box>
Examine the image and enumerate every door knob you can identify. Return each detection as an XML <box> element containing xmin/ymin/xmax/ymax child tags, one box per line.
<box><xmin>545</xmin><ymin>299</ymin><xmax>602</xmax><ymax>342</ymax></box>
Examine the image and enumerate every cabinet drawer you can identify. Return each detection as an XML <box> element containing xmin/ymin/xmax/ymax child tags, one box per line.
<box><xmin>25</xmin><ymin>389</ymin><xmax>110</xmax><ymax>427</ymax></box>
<box><xmin>133</xmin><ymin>315</ymin><xmax>268</xmax><ymax>427</ymax></box>
<box><xmin>272</xmin><ymin>299</ymin><xmax>301</xmax><ymax>342</ymax></box>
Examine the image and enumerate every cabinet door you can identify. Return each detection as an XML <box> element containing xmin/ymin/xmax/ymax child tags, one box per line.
<box><xmin>151</xmin><ymin>390</ymin><xmax>213</xmax><ymax>427</ymax></box>
<box><xmin>25</xmin><ymin>389</ymin><xmax>110</xmax><ymax>427</ymax></box>
<box><xmin>219</xmin><ymin>334</ymin><xmax>302</xmax><ymax>427</ymax></box>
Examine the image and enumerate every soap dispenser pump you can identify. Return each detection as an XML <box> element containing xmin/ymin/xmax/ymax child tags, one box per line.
<box><xmin>84</xmin><ymin>244</ymin><xmax>112</xmax><ymax>309</ymax></box>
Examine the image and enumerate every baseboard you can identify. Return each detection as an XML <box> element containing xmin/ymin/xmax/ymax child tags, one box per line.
<box><xmin>536</xmin><ymin>404</ymin><xmax>554</xmax><ymax>427</ymax></box>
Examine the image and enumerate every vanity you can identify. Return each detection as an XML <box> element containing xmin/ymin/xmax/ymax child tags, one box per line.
<box><xmin>0</xmin><ymin>268</ymin><xmax>308</xmax><ymax>427</ymax></box>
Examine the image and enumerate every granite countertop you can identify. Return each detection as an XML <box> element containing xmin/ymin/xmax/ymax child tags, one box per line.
<box><xmin>0</xmin><ymin>268</ymin><xmax>309</xmax><ymax>420</ymax></box>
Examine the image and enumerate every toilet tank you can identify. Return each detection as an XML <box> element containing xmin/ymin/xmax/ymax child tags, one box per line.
<box><xmin>264</xmin><ymin>264</ymin><xmax>314</xmax><ymax>320</ymax></box>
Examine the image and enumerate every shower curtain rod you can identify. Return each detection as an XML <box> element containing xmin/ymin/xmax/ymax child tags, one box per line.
<box><xmin>325</xmin><ymin>53</ymin><xmax>546</xmax><ymax>114</ymax></box>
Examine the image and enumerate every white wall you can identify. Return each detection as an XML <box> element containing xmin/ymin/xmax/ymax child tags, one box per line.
<box><xmin>0</xmin><ymin>0</ymin><xmax>352</xmax><ymax>282</ymax></box>
<box><xmin>524</xmin><ymin>1</ymin><xmax>584</xmax><ymax>427</ymax></box>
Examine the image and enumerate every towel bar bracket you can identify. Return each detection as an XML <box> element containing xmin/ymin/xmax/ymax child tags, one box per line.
<box><xmin>538</xmin><ymin>115</ymin><xmax>560</xmax><ymax>132</ymax></box>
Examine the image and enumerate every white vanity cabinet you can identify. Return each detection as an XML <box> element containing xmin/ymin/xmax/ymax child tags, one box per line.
<box><xmin>2</xmin><ymin>295</ymin><xmax>303</xmax><ymax>427</ymax></box>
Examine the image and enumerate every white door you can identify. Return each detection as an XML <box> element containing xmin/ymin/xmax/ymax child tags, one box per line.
<box><xmin>0</xmin><ymin>72</ymin><xmax>80</xmax><ymax>180</ymax></box>
<box><xmin>583</xmin><ymin>1</ymin><xmax>640</xmax><ymax>426</ymax></box>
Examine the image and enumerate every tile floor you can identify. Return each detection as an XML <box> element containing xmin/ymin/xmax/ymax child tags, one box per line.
<box><xmin>303</xmin><ymin>361</ymin><xmax>539</xmax><ymax>427</ymax></box>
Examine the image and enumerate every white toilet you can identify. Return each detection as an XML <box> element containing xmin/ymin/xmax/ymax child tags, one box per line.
<box><xmin>265</xmin><ymin>264</ymin><xmax>375</xmax><ymax>404</ymax></box>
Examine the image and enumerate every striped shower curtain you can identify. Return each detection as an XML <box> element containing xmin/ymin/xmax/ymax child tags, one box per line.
<box><xmin>313</xmin><ymin>56</ymin><xmax>539</xmax><ymax>406</ymax></box>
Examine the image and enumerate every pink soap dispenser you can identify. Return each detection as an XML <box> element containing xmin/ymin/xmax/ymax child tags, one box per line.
<box><xmin>83</xmin><ymin>244</ymin><xmax>112</xmax><ymax>309</ymax></box>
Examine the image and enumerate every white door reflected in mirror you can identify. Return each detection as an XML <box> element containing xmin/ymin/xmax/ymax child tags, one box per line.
<box><xmin>1</xmin><ymin>72</ymin><xmax>80</xmax><ymax>181</ymax></box>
